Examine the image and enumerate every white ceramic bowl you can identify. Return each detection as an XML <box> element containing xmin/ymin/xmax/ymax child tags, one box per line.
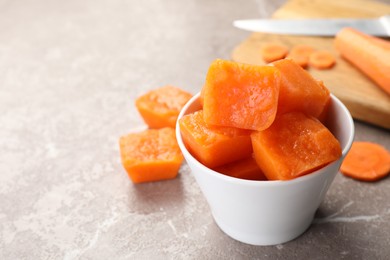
<box><xmin>176</xmin><ymin>92</ymin><xmax>354</xmax><ymax>246</ymax></box>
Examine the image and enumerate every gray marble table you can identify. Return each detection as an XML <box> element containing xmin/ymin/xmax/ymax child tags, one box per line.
<box><xmin>1</xmin><ymin>0</ymin><xmax>389</xmax><ymax>259</ymax></box>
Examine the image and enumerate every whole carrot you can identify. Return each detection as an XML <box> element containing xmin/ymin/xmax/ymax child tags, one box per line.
<box><xmin>334</xmin><ymin>27</ymin><xmax>390</xmax><ymax>95</ymax></box>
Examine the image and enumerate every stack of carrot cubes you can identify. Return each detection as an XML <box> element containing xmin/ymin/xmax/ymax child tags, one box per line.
<box><xmin>179</xmin><ymin>59</ymin><xmax>342</xmax><ymax>181</ymax></box>
<box><xmin>120</xmin><ymin>59</ymin><xmax>343</xmax><ymax>183</ymax></box>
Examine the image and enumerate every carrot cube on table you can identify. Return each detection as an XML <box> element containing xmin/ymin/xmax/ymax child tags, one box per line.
<box><xmin>135</xmin><ymin>85</ymin><xmax>193</xmax><ymax>129</ymax></box>
<box><xmin>119</xmin><ymin>127</ymin><xmax>183</xmax><ymax>183</ymax></box>
<box><xmin>251</xmin><ymin>112</ymin><xmax>341</xmax><ymax>181</ymax></box>
<box><xmin>178</xmin><ymin>110</ymin><xmax>253</xmax><ymax>168</ymax></box>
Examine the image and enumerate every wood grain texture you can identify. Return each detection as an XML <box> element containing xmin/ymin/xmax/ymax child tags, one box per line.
<box><xmin>232</xmin><ymin>0</ymin><xmax>390</xmax><ymax>129</ymax></box>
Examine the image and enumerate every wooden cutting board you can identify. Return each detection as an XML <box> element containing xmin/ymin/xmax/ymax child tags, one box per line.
<box><xmin>232</xmin><ymin>0</ymin><xmax>390</xmax><ymax>129</ymax></box>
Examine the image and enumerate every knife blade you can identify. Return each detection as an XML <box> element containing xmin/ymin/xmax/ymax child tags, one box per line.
<box><xmin>233</xmin><ymin>15</ymin><xmax>390</xmax><ymax>36</ymax></box>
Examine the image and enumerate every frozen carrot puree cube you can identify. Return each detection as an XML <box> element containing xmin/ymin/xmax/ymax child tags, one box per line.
<box><xmin>214</xmin><ymin>155</ymin><xmax>267</xmax><ymax>181</ymax></box>
<box><xmin>251</xmin><ymin>112</ymin><xmax>342</xmax><ymax>180</ymax></box>
<box><xmin>135</xmin><ymin>86</ymin><xmax>193</xmax><ymax>129</ymax></box>
<box><xmin>179</xmin><ymin>110</ymin><xmax>253</xmax><ymax>168</ymax></box>
<box><xmin>202</xmin><ymin>59</ymin><xmax>281</xmax><ymax>131</ymax></box>
<box><xmin>272</xmin><ymin>59</ymin><xmax>330</xmax><ymax>118</ymax></box>
<box><xmin>119</xmin><ymin>128</ymin><xmax>183</xmax><ymax>183</ymax></box>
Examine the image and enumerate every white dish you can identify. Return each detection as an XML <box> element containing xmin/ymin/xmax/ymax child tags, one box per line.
<box><xmin>176</xmin><ymin>92</ymin><xmax>354</xmax><ymax>246</ymax></box>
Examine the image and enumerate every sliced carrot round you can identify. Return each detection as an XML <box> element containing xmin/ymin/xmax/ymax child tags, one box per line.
<box><xmin>286</xmin><ymin>45</ymin><xmax>315</xmax><ymax>68</ymax></box>
<box><xmin>340</xmin><ymin>141</ymin><xmax>390</xmax><ymax>182</ymax></box>
<box><xmin>308</xmin><ymin>50</ymin><xmax>336</xmax><ymax>69</ymax></box>
<box><xmin>260</xmin><ymin>43</ymin><xmax>289</xmax><ymax>63</ymax></box>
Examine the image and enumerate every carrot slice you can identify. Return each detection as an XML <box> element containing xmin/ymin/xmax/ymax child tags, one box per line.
<box><xmin>119</xmin><ymin>128</ymin><xmax>184</xmax><ymax>183</ymax></box>
<box><xmin>308</xmin><ymin>50</ymin><xmax>336</xmax><ymax>70</ymax></box>
<box><xmin>335</xmin><ymin>27</ymin><xmax>390</xmax><ymax>95</ymax></box>
<box><xmin>286</xmin><ymin>45</ymin><xmax>315</xmax><ymax>68</ymax></box>
<box><xmin>340</xmin><ymin>142</ymin><xmax>390</xmax><ymax>182</ymax></box>
<box><xmin>261</xmin><ymin>43</ymin><xmax>289</xmax><ymax>63</ymax></box>
<box><xmin>135</xmin><ymin>86</ymin><xmax>193</xmax><ymax>128</ymax></box>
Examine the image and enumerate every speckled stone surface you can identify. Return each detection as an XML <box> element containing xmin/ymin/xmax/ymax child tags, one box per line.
<box><xmin>1</xmin><ymin>0</ymin><xmax>390</xmax><ymax>259</ymax></box>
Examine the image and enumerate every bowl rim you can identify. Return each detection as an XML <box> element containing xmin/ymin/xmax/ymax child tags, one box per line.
<box><xmin>175</xmin><ymin>92</ymin><xmax>355</xmax><ymax>187</ymax></box>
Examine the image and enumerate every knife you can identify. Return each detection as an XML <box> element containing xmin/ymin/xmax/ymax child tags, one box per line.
<box><xmin>233</xmin><ymin>15</ymin><xmax>390</xmax><ymax>36</ymax></box>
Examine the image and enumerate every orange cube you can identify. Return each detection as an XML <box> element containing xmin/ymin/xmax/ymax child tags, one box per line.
<box><xmin>119</xmin><ymin>128</ymin><xmax>183</xmax><ymax>183</ymax></box>
<box><xmin>179</xmin><ymin>110</ymin><xmax>253</xmax><ymax>168</ymax></box>
<box><xmin>135</xmin><ymin>86</ymin><xmax>193</xmax><ymax>128</ymax></box>
<box><xmin>202</xmin><ymin>59</ymin><xmax>281</xmax><ymax>131</ymax></box>
<box><xmin>251</xmin><ymin>112</ymin><xmax>341</xmax><ymax>180</ymax></box>
<box><xmin>272</xmin><ymin>59</ymin><xmax>330</xmax><ymax>118</ymax></box>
